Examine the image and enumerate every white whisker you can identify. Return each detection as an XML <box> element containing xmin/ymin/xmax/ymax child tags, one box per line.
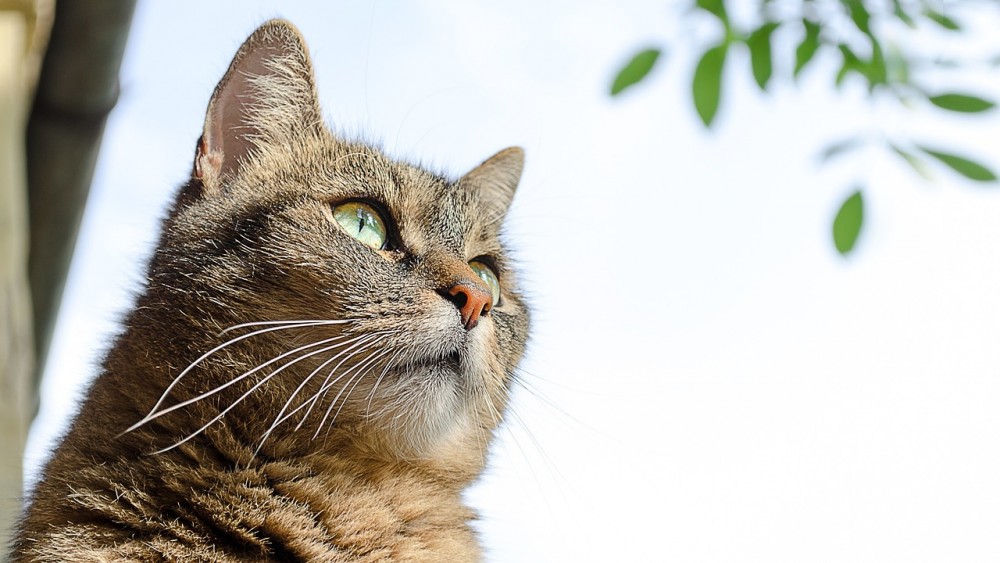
<box><xmin>293</xmin><ymin>333</ymin><xmax>394</xmax><ymax>430</ymax></box>
<box><xmin>363</xmin><ymin>349</ymin><xmax>404</xmax><ymax>417</ymax></box>
<box><xmin>132</xmin><ymin>319</ymin><xmax>345</xmax><ymax>429</ymax></box>
<box><xmin>148</xmin><ymin>337</ymin><xmax>356</xmax><ymax>455</ymax></box>
<box><xmin>218</xmin><ymin>318</ymin><xmax>354</xmax><ymax>336</ymax></box>
<box><xmin>128</xmin><ymin>333</ymin><xmax>351</xmax><ymax>432</ymax></box>
<box><xmin>255</xmin><ymin>332</ymin><xmax>393</xmax><ymax>452</ymax></box>
<box><xmin>314</xmin><ymin>347</ymin><xmax>396</xmax><ymax>439</ymax></box>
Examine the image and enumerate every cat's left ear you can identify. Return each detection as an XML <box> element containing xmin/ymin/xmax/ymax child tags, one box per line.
<box><xmin>195</xmin><ymin>19</ymin><xmax>323</xmax><ymax>189</ymax></box>
<box><xmin>460</xmin><ymin>147</ymin><xmax>524</xmax><ymax>217</ymax></box>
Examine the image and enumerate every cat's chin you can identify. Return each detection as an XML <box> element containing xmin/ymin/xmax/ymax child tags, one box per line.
<box><xmin>351</xmin><ymin>350</ymin><xmax>488</xmax><ymax>461</ymax></box>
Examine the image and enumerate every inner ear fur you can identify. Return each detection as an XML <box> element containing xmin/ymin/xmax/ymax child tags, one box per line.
<box><xmin>195</xmin><ymin>19</ymin><xmax>323</xmax><ymax>190</ymax></box>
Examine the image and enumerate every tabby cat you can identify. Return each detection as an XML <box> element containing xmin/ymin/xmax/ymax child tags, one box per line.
<box><xmin>13</xmin><ymin>20</ymin><xmax>529</xmax><ymax>562</ymax></box>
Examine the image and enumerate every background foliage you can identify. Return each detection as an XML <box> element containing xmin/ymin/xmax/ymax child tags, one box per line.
<box><xmin>611</xmin><ymin>0</ymin><xmax>999</xmax><ymax>255</ymax></box>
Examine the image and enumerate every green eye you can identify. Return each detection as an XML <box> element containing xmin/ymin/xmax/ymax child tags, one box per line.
<box><xmin>469</xmin><ymin>260</ymin><xmax>501</xmax><ymax>307</ymax></box>
<box><xmin>332</xmin><ymin>201</ymin><xmax>388</xmax><ymax>250</ymax></box>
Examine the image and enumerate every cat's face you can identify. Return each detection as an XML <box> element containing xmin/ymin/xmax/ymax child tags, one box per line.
<box><xmin>145</xmin><ymin>21</ymin><xmax>528</xmax><ymax>463</ymax></box>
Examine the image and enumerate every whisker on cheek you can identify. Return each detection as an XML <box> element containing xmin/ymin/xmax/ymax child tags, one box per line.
<box><xmin>130</xmin><ymin>332</ymin><xmax>352</xmax><ymax>432</ymax></box>
<box><xmin>218</xmin><ymin>318</ymin><xmax>356</xmax><ymax>336</ymax></box>
<box><xmin>314</xmin><ymin>347</ymin><xmax>397</xmax><ymax>440</ymax></box>
<box><xmin>255</xmin><ymin>332</ymin><xmax>396</xmax><ymax>453</ymax></box>
<box><xmin>364</xmin><ymin>348</ymin><xmax>406</xmax><ymax>418</ymax></box>
<box><xmin>149</xmin><ymin>338</ymin><xmax>348</xmax><ymax>455</ymax></box>
<box><xmin>294</xmin><ymin>333</ymin><xmax>395</xmax><ymax>430</ymax></box>
<box><xmin>125</xmin><ymin>319</ymin><xmax>354</xmax><ymax>435</ymax></box>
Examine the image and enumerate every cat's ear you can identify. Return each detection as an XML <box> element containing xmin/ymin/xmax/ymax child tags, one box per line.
<box><xmin>195</xmin><ymin>19</ymin><xmax>322</xmax><ymax>188</ymax></box>
<box><xmin>460</xmin><ymin>147</ymin><xmax>524</xmax><ymax>217</ymax></box>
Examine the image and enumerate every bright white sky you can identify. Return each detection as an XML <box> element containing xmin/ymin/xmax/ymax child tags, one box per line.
<box><xmin>25</xmin><ymin>2</ymin><xmax>1000</xmax><ymax>561</ymax></box>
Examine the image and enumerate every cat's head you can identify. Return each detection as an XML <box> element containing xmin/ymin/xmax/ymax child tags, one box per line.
<box><xmin>143</xmin><ymin>21</ymin><xmax>529</xmax><ymax>468</ymax></box>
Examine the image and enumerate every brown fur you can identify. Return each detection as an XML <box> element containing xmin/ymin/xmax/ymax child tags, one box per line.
<box><xmin>13</xmin><ymin>20</ymin><xmax>529</xmax><ymax>562</ymax></box>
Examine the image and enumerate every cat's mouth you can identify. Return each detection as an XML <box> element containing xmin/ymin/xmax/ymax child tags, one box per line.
<box><xmin>398</xmin><ymin>350</ymin><xmax>462</xmax><ymax>375</ymax></box>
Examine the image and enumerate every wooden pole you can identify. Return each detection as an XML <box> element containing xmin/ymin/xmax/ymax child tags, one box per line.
<box><xmin>26</xmin><ymin>0</ymin><xmax>136</xmax><ymax>399</ymax></box>
<box><xmin>0</xmin><ymin>0</ymin><xmax>52</xmax><ymax>552</ymax></box>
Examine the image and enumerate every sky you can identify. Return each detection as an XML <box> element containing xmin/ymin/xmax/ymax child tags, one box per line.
<box><xmin>23</xmin><ymin>2</ymin><xmax>1000</xmax><ymax>561</ymax></box>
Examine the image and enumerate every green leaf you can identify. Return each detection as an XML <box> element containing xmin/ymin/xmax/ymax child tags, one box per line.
<box><xmin>923</xmin><ymin>8</ymin><xmax>961</xmax><ymax>30</ymax></box>
<box><xmin>835</xmin><ymin>37</ymin><xmax>890</xmax><ymax>90</ymax></box>
<box><xmin>928</xmin><ymin>93</ymin><xmax>996</xmax><ymax>113</ymax></box>
<box><xmin>746</xmin><ymin>22</ymin><xmax>779</xmax><ymax>90</ymax></box>
<box><xmin>835</xmin><ymin>44</ymin><xmax>863</xmax><ymax>88</ymax></box>
<box><xmin>843</xmin><ymin>0</ymin><xmax>873</xmax><ymax>36</ymax></box>
<box><xmin>833</xmin><ymin>190</ymin><xmax>864</xmax><ymax>255</ymax></box>
<box><xmin>696</xmin><ymin>0</ymin><xmax>728</xmax><ymax>24</ymax></box>
<box><xmin>794</xmin><ymin>19</ymin><xmax>821</xmax><ymax>77</ymax></box>
<box><xmin>692</xmin><ymin>43</ymin><xmax>728</xmax><ymax>127</ymax></box>
<box><xmin>819</xmin><ymin>137</ymin><xmax>863</xmax><ymax>163</ymax></box>
<box><xmin>892</xmin><ymin>0</ymin><xmax>916</xmax><ymax>27</ymax></box>
<box><xmin>890</xmin><ymin>144</ymin><xmax>932</xmax><ymax>180</ymax></box>
<box><xmin>866</xmin><ymin>36</ymin><xmax>887</xmax><ymax>88</ymax></box>
<box><xmin>610</xmin><ymin>48</ymin><xmax>661</xmax><ymax>96</ymax></box>
<box><xmin>917</xmin><ymin>146</ymin><xmax>998</xmax><ymax>182</ymax></box>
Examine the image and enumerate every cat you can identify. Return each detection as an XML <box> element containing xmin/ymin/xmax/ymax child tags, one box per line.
<box><xmin>12</xmin><ymin>19</ymin><xmax>529</xmax><ymax>562</ymax></box>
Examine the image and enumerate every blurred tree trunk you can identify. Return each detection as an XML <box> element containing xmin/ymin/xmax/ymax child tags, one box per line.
<box><xmin>0</xmin><ymin>0</ymin><xmax>52</xmax><ymax>552</ymax></box>
<box><xmin>0</xmin><ymin>0</ymin><xmax>136</xmax><ymax>553</ymax></box>
<box><xmin>27</xmin><ymin>0</ymin><xmax>136</xmax><ymax>380</ymax></box>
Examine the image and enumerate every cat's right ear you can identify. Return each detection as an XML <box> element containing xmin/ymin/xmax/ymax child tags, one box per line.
<box><xmin>460</xmin><ymin>147</ymin><xmax>524</xmax><ymax>220</ymax></box>
<box><xmin>194</xmin><ymin>19</ymin><xmax>323</xmax><ymax>192</ymax></box>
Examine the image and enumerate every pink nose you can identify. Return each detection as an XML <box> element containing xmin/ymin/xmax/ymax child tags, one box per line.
<box><xmin>443</xmin><ymin>281</ymin><xmax>492</xmax><ymax>330</ymax></box>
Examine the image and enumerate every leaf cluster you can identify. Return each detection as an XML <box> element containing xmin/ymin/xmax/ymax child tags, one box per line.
<box><xmin>610</xmin><ymin>0</ymin><xmax>998</xmax><ymax>256</ymax></box>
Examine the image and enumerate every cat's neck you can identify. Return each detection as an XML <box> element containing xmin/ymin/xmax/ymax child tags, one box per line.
<box><xmin>31</xmin><ymin>371</ymin><xmax>484</xmax><ymax>561</ymax></box>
